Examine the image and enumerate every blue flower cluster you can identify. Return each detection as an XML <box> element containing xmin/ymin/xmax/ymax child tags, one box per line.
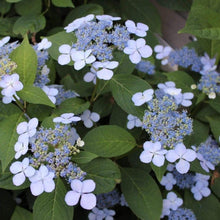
<box><xmin>168</xmin><ymin>47</ymin><xmax>202</xmax><ymax>72</ymax></box>
<box><xmin>143</xmin><ymin>92</ymin><xmax>193</xmax><ymax>148</ymax></box>
<box><xmin>96</xmin><ymin>189</ymin><xmax>121</xmax><ymax>209</ymax></box>
<box><xmin>168</xmin><ymin>208</ymin><xmax>197</xmax><ymax>220</ymax></box>
<box><xmin>136</xmin><ymin>60</ymin><xmax>155</xmax><ymax>75</ymax></box>
<box><xmin>55</xmin><ymin>87</ymin><xmax>78</xmax><ymax>105</ymax></box>
<box><xmin>197</xmin><ymin>71</ymin><xmax>220</xmax><ymax>96</ymax></box>
<box><xmin>197</xmin><ymin>136</ymin><xmax>220</xmax><ymax>166</ymax></box>
<box><xmin>73</xmin><ymin>20</ymin><xmax>130</xmax><ymax>61</ymax></box>
<box><xmin>29</xmin><ymin>123</ymin><xmax>86</xmax><ymax>183</ymax></box>
<box><xmin>0</xmin><ymin>41</ymin><xmax>18</xmax><ymax>59</ymax></box>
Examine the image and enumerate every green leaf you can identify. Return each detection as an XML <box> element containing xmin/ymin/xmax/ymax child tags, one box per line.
<box><xmin>185</xmin><ymin>190</ymin><xmax>220</xmax><ymax>220</ymax></box>
<box><xmin>17</xmin><ymin>85</ymin><xmax>55</xmax><ymax>108</ymax></box>
<box><xmin>190</xmin><ymin>159</ymin><xmax>210</xmax><ymax>175</ymax></box>
<box><xmin>93</xmin><ymin>95</ymin><xmax>113</xmax><ymax>118</ymax></box>
<box><xmin>180</xmin><ymin>0</ymin><xmax>220</xmax><ymax>40</ymax></box>
<box><xmin>120</xmin><ymin>0</ymin><xmax>161</xmax><ymax>33</ymax></box>
<box><xmin>64</xmin><ymin>4</ymin><xmax>103</xmax><ymax>26</ymax></box>
<box><xmin>211</xmin><ymin>177</ymin><xmax>220</xmax><ymax>198</ymax></box>
<box><xmin>15</xmin><ymin>0</ymin><xmax>42</xmax><ymax>15</ymax></box>
<box><xmin>0</xmin><ymin>101</ymin><xmax>20</xmax><ymax>121</ymax></box>
<box><xmin>151</xmin><ymin>162</ymin><xmax>167</xmax><ymax>182</ymax></box>
<box><xmin>13</xmin><ymin>14</ymin><xmax>46</xmax><ymax>36</ymax></box>
<box><xmin>52</xmin><ymin>0</ymin><xmax>74</xmax><ymax>8</ymax></box>
<box><xmin>164</xmin><ymin>71</ymin><xmax>195</xmax><ymax>92</ymax></box>
<box><xmin>27</xmin><ymin>104</ymin><xmax>53</xmax><ymax>121</ymax></box>
<box><xmin>33</xmin><ymin>178</ymin><xmax>74</xmax><ymax>220</ymax></box>
<box><xmin>208</xmin><ymin>96</ymin><xmax>220</xmax><ymax>113</ymax></box>
<box><xmin>6</xmin><ymin>0</ymin><xmax>22</xmax><ymax>2</ymax></box>
<box><xmin>207</xmin><ymin>116</ymin><xmax>220</xmax><ymax>141</ymax></box>
<box><xmin>195</xmin><ymin>105</ymin><xmax>219</xmax><ymax>123</ymax></box>
<box><xmin>120</xmin><ymin>167</ymin><xmax>162</xmax><ymax>220</ymax></box>
<box><xmin>54</xmin><ymin>98</ymin><xmax>90</xmax><ymax>115</ymax></box>
<box><xmin>0</xmin><ymin>0</ymin><xmax>11</xmax><ymax>15</ymax></box>
<box><xmin>184</xmin><ymin>120</ymin><xmax>209</xmax><ymax>147</ymax></box>
<box><xmin>84</xmin><ymin>125</ymin><xmax>136</xmax><ymax>158</ymax></box>
<box><xmin>113</xmin><ymin>51</ymin><xmax>135</xmax><ymax>75</ymax></box>
<box><xmin>10</xmin><ymin>35</ymin><xmax>37</xmax><ymax>85</ymax></box>
<box><xmin>0</xmin><ymin>113</ymin><xmax>24</xmax><ymax>172</ymax></box>
<box><xmin>110</xmin><ymin>74</ymin><xmax>151</xmax><ymax>118</ymax></box>
<box><xmin>0</xmin><ymin>17</ymin><xmax>18</xmax><ymax>37</ymax></box>
<box><xmin>80</xmin><ymin>158</ymin><xmax>121</xmax><ymax>194</ymax></box>
<box><xmin>72</xmin><ymin>151</ymin><xmax>98</xmax><ymax>164</ymax></box>
<box><xmin>47</xmin><ymin>31</ymin><xmax>76</xmax><ymax>61</ymax></box>
<box><xmin>11</xmin><ymin>206</ymin><xmax>33</xmax><ymax>220</ymax></box>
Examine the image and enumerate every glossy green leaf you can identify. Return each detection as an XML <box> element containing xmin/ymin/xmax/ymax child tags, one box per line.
<box><xmin>0</xmin><ymin>0</ymin><xmax>11</xmax><ymax>15</ymax></box>
<box><xmin>47</xmin><ymin>31</ymin><xmax>76</xmax><ymax>61</ymax></box>
<box><xmin>120</xmin><ymin>0</ymin><xmax>161</xmax><ymax>33</ymax></box>
<box><xmin>151</xmin><ymin>162</ymin><xmax>167</xmax><ymax>182</ymax></box>
<box><xmin>0</xmin><ymin>113</ymin><xmax>24</xmax><ymax>172</ymax></box>
<box><xmin>64</xmin><ymin>4</ymin><xmax>103</xmax><ymax>26</ymax></box>
<box><xmin>0</xmin><ymin>101</ymin><xmax>20</xmax><ymax>121</ymax></box>
<box><xmin>10</xmin><ymin>35</ymin><xmax>37</xmax><ymax>85</ymax></box>
<box><xmin>93</xmin><ymin>95</ymin><xmax>113</xmax><ymax>117</ymax></box>
<box><xmin>13</xmin><ymin>14</ymin><xmax>46</xmax><ymax>36</ymax></box>
<box><xmin>27</xmin><ymin>104</ymin><xmax>53</xmax><ymax>121</ymax></box>
<box><xmin>80</xmin><ymin>158</ymin><xmax>121</xmax><ymax>194</ymax></box>
<box><xmin>33</xmin><ymin>178</ymin><xmax>74</xmax><ymax>220</ymax></box>
<box><xmin>208</xmin><ymin>96</ymin><xmax>220</xmax><ymax>113</ymax></box>
<box><xmin>0</xmin><ymin>17</ymin><xmax>17</xmax><ymax>37</ymax></box>
<box><xmin>110</xmin><ymin>74</ymin><xmax>151</xmax><ymax>118</ymax></box>
<box><xmin>120</xmin><ymin>167</ymin><xmax>162</xmax><ymax>220</ymax></box>
<box><xmin>84</xmin><ymin>125</ymin><xmax>136</xmax><ymax>157</ymax></box>
<box><xmin>72</xmin><ymin>151</ymin><xmax>98</xmax><ymax>164</ymax></box>
<box><xmin>11</xmin><ymin>206</ymin><xmax>33</xmax><ymax>220</ymax></box>
<box><xmin>52</xmin><ymin>0</ymin><xmax>74</xmax><ymax>8</ymax></box>
<box><xmin>207</xmin><ymin>116</ymin><xmax>220</xmax><ymax>141</ymax></box>
<box><xmin>17</xmin><ymin>85</ymin><xmax>55</xmax><ymax>108</ymax></box>
<box><xmin>185</xmin><ymin>190</ymin><xmax>220</xmax><ymax>220</ymax></box>
<box><xmin>15</xmin><ymin>0</ymin><xmax>42</xmax><ymax>15</ymax></box>
<box><xmin>6</xmin><ymin>0</ymin><xmax>22</xmax><ymax>2</ymax></box>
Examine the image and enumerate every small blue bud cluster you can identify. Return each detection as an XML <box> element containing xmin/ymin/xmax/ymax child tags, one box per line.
<box><xmin>197</xmin><ymin>136</ymin><xmax>220</xmax><ymax>166</ymax></box>
<box><xmin>55</xmin><ymin>87</ymin><xmax>78</xmax><ymax>105</ymax></box>
<box><xmin>0</xmin><ymin>41</ymin><xmax>19</xmax><ymax>59</ymax></box>
<box><xmin>136</xmin><ymin>60</ymin><xmax>155</xmax><ymax>75</ymax></box>
<box><xmin>168</xmin><ymin>47</ymin><xmax>202</xmax><ymax>72</ymax></box>
<box><xmin>172</xmin><ymin>169</ymin><xmax>195</xmax><ymax>189</ymax></box>
<box><xmin>29</xmin><ymin>123</ymin><xmax>86</xmax><ymax>183</ymax></box>
<box><xmin>96</xmin><ymin>189</ymin><xmax>121</xmax><ymax>209</ymax></box>
<box><xmin>143</xmin><ymin>92</ymin><xmax>193</xmax><ymax>148</ymax></box>
<box><xmin>73</xmin><ymin>20</ymin><xmax>130</xmax><ymax>61</ymax></box>
<box><xmin>168</xmin><ymin>208</ymin><xmax>197</xmax><ymax>220</ymax></box>
<box><xmin>0</xmin><ymin>58</ymin><xmax>17</xmax><ymax>79</ymax></box>
<box><xmin>197</xmin><ymin>71</ymin><xmax>220</xmax><ymax>96</ymax></box>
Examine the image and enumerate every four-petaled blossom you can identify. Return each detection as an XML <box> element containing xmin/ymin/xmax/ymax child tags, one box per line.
<box><xmin>17</xmin><ymin>118</ymin><xmax>38</xmax><ymax>142</ymax></box>
<box><xmin>64</xmin><ymin>14</ymin><xmax>94</xmax><ymax>33</ymax></box>
<box><xmin>0</xmin><ymin>73</ymin><xmax>23</xmax><ymax>97</ymax></box>
<box><xmin>96</xmin><ymin>15</ymin><xmax>121</xmax><ymax>21</ymax></box>
<box><xmin>53</xmin><ymin>113</ymin><xmax>81</xmax><ymax>124</ymax></box>
<box><xmin>127</xmin><ymin>114</ymin><xmax>142</xmax><ymax>129</ymax></box>
<box><xmin>160</xmin><ymin>173</ymin><xmax>176</xmax><ymax>190</ymax></box>
<box><xmin>10</xmin><ymin>158</ymin><xmax>35</xmax><ymax>186</ymax></box>
<box><xmin>14</xmin><ymin>139</ymin><xmax>29</xmax><ymax>159</ymax></box>
<box><xmin>166</xmin><ymin>143</ymin><xmax>196</xmax><ymax>174</ymax></box>
<box><xmin>140</xmin><ymin>141</ymin><xmax>167</xmax><ymax>167</ymax></box>
<box><xmin>81</xmin><ymin>110</ymin><xmax>100</xmax><ymax>128</ymax></box>
<box><xmin>132</xmin><ymin>89</ymin><xmax>154</xmax><ymax>106</ymax></box>
<box><xmin>200</xmin><ymin>53</ymin><xmax>217</xmax><ymax>75</ymax></box>
<box><xmin>191</xmin><ymin>181</ymin><xmax>211</xmax><ymax>201</ymax></box>
<box><xmin>154</xmin><ymin>45</ymin><xmax>172</xmax><ymax>65</ymax></box>
<box><xmin>71</xmin><ymin>49</ymin><xmax>96</xmax><ymax>70</ymax></box>
<box><xmin>164</xmin><ymin>192</ymin><xmax>183</xmax><ymax>211</ymax></box>
<box><xmin>88</xmin><ymin>207</ymin><xmax>116</xmax><ymax>220</ymax></box>
<box><xmin>29</xmin><ymin>165</ymin><xmax>55</xmax><ymax>196</ymax></box>
<box><xmin>92</xmin><ymin>61</ymin><xmax>119</xmax><ymax>80</ymax></box>
<box><xmin>174</xmin><ymin>92</ymin><xmax>194</xmax><ymax>107</ymax></box>
<box><xmin>84</xmin><ymin>68</ymin><xmax>97</xmax><ymax>84</ymax></box>
<box><xmin>125</xmin><ymin>20</ymin><xmax>149</xmax><ymax>37</ymax></box>
<box><xmin>42</xmin><ymin>86</ymin><xmax>58</xmax><ymax>104</ymax></box>
<box><xmin>58</xmin><ymin>44</ymin><xmax>73</xmax><ymax>65</ymax></box>
<box><xmin>158</xmin><ymin>81</ymin><xmax>181</xmax><ymax>96</ymax></box>
<box><xmin>124</xmin><ymin>39</ymin><xmax>153</xmax><ymax>64</ymax></box>
<box><xmin>37</xmin><ymin>38</ymin><xmax>52</xmax><ymax>50</ymax></box>
<box><xmin>0</xmin><ymin>36</ymin><xmax>10</xmax><ymax>47</ymax></box>
<box><xmin>65</xmin><ymin>179</ymin><xmax>97</xmax><ymax>210</ymax></box>
<box><xmin>196</xmin><ymin>152</ymin><xmax>215</xmax><ymax>172</ymax></box>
